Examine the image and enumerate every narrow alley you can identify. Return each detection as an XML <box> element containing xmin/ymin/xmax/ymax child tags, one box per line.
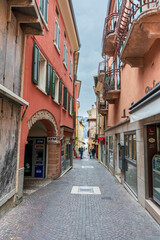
<box><xmin>0</xmin><ymin>153</ymin><xmax>160</xmax><ymax>240</ymax></box>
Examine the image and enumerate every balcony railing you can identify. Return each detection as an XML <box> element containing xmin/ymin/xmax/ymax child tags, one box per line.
<box><xmin>116</xmin><ymin>0</ymin><xmax>159</xmax><ymax>66</ymax></box>
<box><xmin>102</xmin><ymin>13</ymin><xmax>119</xmax><ymax>56</ymax></box>
<box><xmin>103</xmin><ymin>69</ymin><xmax>121</xmax><ymax>104</ymax></box>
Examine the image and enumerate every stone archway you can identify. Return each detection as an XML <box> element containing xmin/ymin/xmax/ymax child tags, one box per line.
<box><xmin>27</xmin><ymin>110</ymin><xmax>58</xmax><ymax>136</ymax></box>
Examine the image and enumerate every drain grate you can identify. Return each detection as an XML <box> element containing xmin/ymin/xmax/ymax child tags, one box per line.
<box><xmin>101</xmin><ymin>196</ymin><xmax>112</xmax><ymax>200</ymax></box>
<box><xmin>71</xmin><ymin>186</ymin><xmax>101</xmax><ymax>195</ymax></box>
<box><xmin>78</xmin><ymin>187</ymin><xmax>94</xmax><ymax>193</ymax></box>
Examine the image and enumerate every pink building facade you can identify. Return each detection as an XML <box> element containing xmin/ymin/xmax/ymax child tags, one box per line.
<box><xmin>97</xmin><ymin>0</ymin><xmax>160</xmax><ymax>224</ymax></box>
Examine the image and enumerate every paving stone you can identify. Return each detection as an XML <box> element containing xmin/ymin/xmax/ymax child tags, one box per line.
<box><xmin>0</xmin><ymin>152</ymin><xmax>160</xmax><ymax>239</ymax></box>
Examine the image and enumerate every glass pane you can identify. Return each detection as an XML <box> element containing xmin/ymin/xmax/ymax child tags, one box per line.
<box><xmin>133</xmin><ymin>134</ymin><xmax>136</xmax><ymax>160</ymax></box>
<box><xmin>125</xmin><ymin>135</ymin><xmax>128</xmax><ymax>157</ymax></box>
<box><xmin>157</xmin><ymin>125</ymin><xmax>160</xmax><ymax>153</ymax></box>
<box><xmin>125</xmin><ymin>162</ymin><xmax>137</xmax><ymax>195</ymax></box>
<box><xmin>129</xmin><ymin>135</ymin><xmax>132</xmax><ymax>159</ymax></box>
<box><xmin>109</xmin><ymin>151</ymin><xmax>113</xmax><ymax>167</ymax></box>
<box><xmin>109</xmin><ymin>136</ymin><xmax>113</xmax><ymax>150</ymax></box>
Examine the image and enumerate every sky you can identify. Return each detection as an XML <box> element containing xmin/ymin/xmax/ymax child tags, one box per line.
<box><xmin>72</xmin><ymin>0</ymin><xmax>108</xmax><ymax>117</ymax></box>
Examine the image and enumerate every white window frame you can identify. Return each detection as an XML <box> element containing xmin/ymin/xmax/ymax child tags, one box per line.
<box><xmin>63</xmin><ymin>42</ymin><xmax>67</xmax><ymax>67</ymax></box>
<box><xmin>54</xmin><ymin>74</ymin><xmax>59</xmax><ymax>103</ymax></box>
<box><xmin>38</xmin><ymin>51</ymin><xmax>47</xmax><ymax>94</ymax></box>
<box><xmin>54</xmin><ymin>18</ymin><xmax>60</xmax><ymax>52</ymax></box>
<box><xmin>70</xmin><ymin>60</ymin><xmax>73</xmax><ymax>79</ymax></box>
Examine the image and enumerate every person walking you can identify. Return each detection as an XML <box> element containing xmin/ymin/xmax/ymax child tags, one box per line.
<box><xmin>91</xmin><ymin>147</ymin><xmax>95</xmax><ymax>159</ymax></box>
<box><xmin>79</xmin><ymin>146</ymin><xmax>83</xmax><ymax>159</ymax></box>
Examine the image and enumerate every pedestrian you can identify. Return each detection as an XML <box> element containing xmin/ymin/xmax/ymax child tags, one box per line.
<box><xmin>89</xmin><ymin>150</ymin><xmax>92</xmax><ymax>159</ymax></box>
<box><xmin>91</xmin><ymin>147</ymin><xmax>95</xmax><ymax>159</ymax></box>
<box><xmin>79</xmin><ymin>146</ymin><xmax>83</xmax><ymax>159</ymax></box>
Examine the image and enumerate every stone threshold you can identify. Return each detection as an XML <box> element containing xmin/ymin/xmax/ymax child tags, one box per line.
<box><xmin>145</xmin><ymin>199</ymin><xmax>160</xmax><ymax>225</ymax></box>
<box><xmin>124</xmin><ymin>183</ymin><xmax>138</xmax><ymax>202</ymax></box>
<box><xmin>60</xmin><ymin>166</ymin><xmax>72</xmax><ymax>178</ymax></box>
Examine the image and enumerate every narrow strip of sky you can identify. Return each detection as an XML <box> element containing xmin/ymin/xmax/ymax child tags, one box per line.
<box><xmin>72</xmin><ymin>0</ymin><xmax>107</xmax><ymax>117</ymax></box>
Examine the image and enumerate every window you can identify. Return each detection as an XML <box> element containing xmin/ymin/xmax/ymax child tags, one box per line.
<box><xmin>54</xmin><ymin>74</ymin><xmax>59</xmax><ymax>103</ymax></box>
<box><xmin>70</xmin><ymin>60</ymin><xmax>73</xmax><ymax>78</ymax></box>
<box><xmin>39</xmin><ymin>0</ymin><xmax>48</xmax><ymax>23</ymax></box>
<box><xmin>63</xmin><ymin>42</ymin><xmax>67</xmax><ymax>67</ymax></box>
<box><xmin>68</xmin><ymin>94</ymin><xmax>74</xmax><ymax>115</ymax></box>
<box><xmin>55</xmin><ymin>5</ymin><xmax>59</xmax><ymax>18</ymax></box>
<box><xmin>63</xmin><ymin>86</ymin><xmax>67</xmax><ymax>110</ymax></box>
<box><xmin>124</xmin><ymin>132</ymin><xmax>137</xmax><ymax>195</ymax></box>
<box><xmin>109</xmin><ymin>136</ymin><xmax>113</xmax><ymax>167</ymax></box>
<box><xmin>58</xmin><ymin>80</ymin><xmax>62</xmax><ymax>104</ymax></box>
<box><xmin>32</xmin><ymin>43</ymin><xmax>52</xmax><ymax>94</ymax></box>
<box><xmin>55</xmin><ymin>19</ymin><xmax>60</xmax><ymax>51</ymax></box>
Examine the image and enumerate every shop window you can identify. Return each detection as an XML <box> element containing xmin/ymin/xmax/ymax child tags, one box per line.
<box><xmin>109</xmin><ymin>136</ymin><xmax>113</xmax><ymax>167</ymax></box>
<box><xmin>55</xmin><ymin>19</ymin><xmax>60</xmax><ymax>51</ymax></box>
<box><xmin>39</xmin><ymin>0</ymin><xmax>48</xmax><ymax>23</ymax></box>
<box><xmin>63</xmin><ymin>42</ymin><xmax>67</xmax><ymax>67</ymax></box>
<box><xmin>124</xmin><ymin>132</ymin><xmax>137</xmax><ymax>195</ymax></box>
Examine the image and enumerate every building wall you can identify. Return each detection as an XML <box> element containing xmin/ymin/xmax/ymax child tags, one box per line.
<box><xmin>0</xmin><ymin>0</ymin><xmax>24</xmax><ymax>203</ymax></box>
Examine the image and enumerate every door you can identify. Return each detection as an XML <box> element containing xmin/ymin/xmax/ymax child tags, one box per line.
<box><xmin>24</xmin><ymin>140</ymin><xmax>33</xmax><ymax>176</ymax></box>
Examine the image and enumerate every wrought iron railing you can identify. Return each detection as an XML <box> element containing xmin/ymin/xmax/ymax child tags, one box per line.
<box><xmin>102</xmin><ymin>13</ymin><xmax>119</xmax><ymax>48</ymax></box>
<box><xmin>103</xmin><ymin>69</ymin><xmax>121</xmax><ymax>94</ymax></box>
<box><xmin>115</xmin><ymin>0</ymin><xmax>159</xmax><ymax>54</ymax></box>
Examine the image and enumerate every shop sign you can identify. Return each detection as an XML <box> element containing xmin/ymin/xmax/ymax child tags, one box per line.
<box><xmin>35</xmin><ymin>144</ymin><xmax>44</xmax><ymax>149</ymax></box>
<box><xmin>36</xmin><ymin>139</ymin><xmax>44</xmax><ymax>144</ymax></box>
<box><xmin>47</xmin><ymin>136</ymin><xmax>60</xmax><ymax>142</ymax></box>
<box><xmin>148</xmin><ymin>138</ymin><xmax>155</xmax><ymax>143</ymax></box>
<box><xmin>145</xmin><ymin>80</ymin><xmax>160</xmax><ymax>94</ymax></box>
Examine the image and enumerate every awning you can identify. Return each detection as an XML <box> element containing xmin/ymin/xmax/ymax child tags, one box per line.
<box><xmin>129</xmin><ymin>84</ymin><xmax>160</xmax><ymax>123</ymax></box>
<box><xmin>0</xmin><ymin>84</ymin><xmax>29</xmax><ymax>106</ymax></box>
<box><xmin>98</xmin><ymin>137</ymin><xmax>105</xmax><ymax>145</ymax></box>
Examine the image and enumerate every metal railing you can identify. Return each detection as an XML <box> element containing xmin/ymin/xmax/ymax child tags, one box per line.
<box><xmin>102</xmin><ymin>13</ymin><xmax>119</xmax><ymax>48</ymax></box>
<box><xmin>103</xmin><ymin>69</ymin><xmax>121</xmax><ymax>94</ymax></box>
<box><xmin>115</xmin><ymin>0</ymin><xmax>159</xmax><ymax>54</ymax></box>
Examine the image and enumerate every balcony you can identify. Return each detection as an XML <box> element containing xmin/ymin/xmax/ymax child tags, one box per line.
<box><xmin>7</xmin><ymin>0</ymin><xmax>43</xmax><ymax>36</ymax></box>
<box><xmin>103</xmin><ymin>69</ymin><xmax>121</xmax><ymax>104</ymax></box>
<box><xmin>98</xmin><ymin>100</ymin><xmax>108</xmax><ymax>116</ymax></box>
<box><xmin>116</xmin><ymin>0</ymin><xmax>160</xmax><ymax>67</ymax></box>
<box><xmin>102</xmin><ymin>13</ymin><xmax>119</xmax><ymax>56</ymax></box>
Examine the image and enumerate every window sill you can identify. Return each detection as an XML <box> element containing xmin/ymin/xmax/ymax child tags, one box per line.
<box><xmin>53</xmin><ymin>41</ymin><xmax>60</xmax><ymax>55</ymax></box>
<box><xmin>53</xmin><ymin>99</ymin><xmax>60</xmax><ymax>106</ymax></box>
<box><xmin>62</xmin><ymin>107</ymin><xmax>67</xmax><ymax>111</ymax></box>
<box><xmin>40</xmin><ymin>13</ymin><xmax>49</xmax><ymax>32</ymax></box>
<box><xmin>69</xmin><ymin>75</ymin><xmax>73</xmax><ymax>81</ymax></box>
<box><xmin>63</xmin><ymin>61</ymin><xmax>67</xmax><ymax>70</ymax></box>
<box><xmin>36</xmin><ymin>86</ymin><xmax>47</xmax><ymax>95</ymax></box>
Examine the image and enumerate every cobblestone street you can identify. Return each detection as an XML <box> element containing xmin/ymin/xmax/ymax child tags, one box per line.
<box><xmin>0</xmin><ymin>153</ymin><xmax>160</xmax><ymax>240</ymax></box>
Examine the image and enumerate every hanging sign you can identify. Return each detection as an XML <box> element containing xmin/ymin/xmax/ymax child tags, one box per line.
<box><xmin>47</xmin><ymin>136</ymin><xmax>60</xmax><ymax>142</ymax></box>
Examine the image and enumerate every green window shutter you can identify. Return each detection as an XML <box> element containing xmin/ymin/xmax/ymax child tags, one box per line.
<box><xmin>63</xmin><ymin>86</ymin><xmax>67</xmax><ymax>109</ymax></box>
<box><xmin>32</xmin><ymin>43</ymin><xmax>39</xmax><ymax>85</ymax></box>
<box><xmin>68</xmin><ymin>94</ymin><xmax>71</xmax><ymax>113</ymax></box>
<box><xmin>72</xmin><ymin>98</ymin><xmax>74</xmax><ymax>115</ymax></box>
<box><xmin>46</xmin><ymin>62</ymin><xmax>51</xmax><ymax>95</ymax></box>
<box><xmin>51</xmin><ymin>69</ymin><xmax>56</xmax><ymax>99</ymax></box>
<box><xmin>58</xmin><ymin>80</ymin><xmax>62</xmax><ymax>104</ymax></box>
<box><xmin>58</xmin><ymin>27</ymin><xmax>60</xmax><ymax>50</ymax></box>
<box><xmin>45</xmin><ymin>0</ymin><xmax>49</xmax><ymax>23</ymax></box>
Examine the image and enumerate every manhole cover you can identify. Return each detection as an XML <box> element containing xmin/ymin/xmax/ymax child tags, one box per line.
<box><xmin>71</xmin><ymin>186</ymin><xmax>101</xmax><ymax>195</ymax></box>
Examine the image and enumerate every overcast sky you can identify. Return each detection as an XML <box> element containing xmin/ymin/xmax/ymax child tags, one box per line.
<box><xmin>72</xmin><ymin>0</ymin><xmax>107</xmax><ymax>117</ymax></box>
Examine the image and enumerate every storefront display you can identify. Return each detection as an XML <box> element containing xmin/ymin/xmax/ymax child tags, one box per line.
<box><xmin>61</xmin><ymin>138</ymin><xmax>72</xmax><ymax>175</ymax></box>
<box><xmin>152</xmin><ymin>154</ymin><xmax>160</xmax><ymax>205</ymax></box>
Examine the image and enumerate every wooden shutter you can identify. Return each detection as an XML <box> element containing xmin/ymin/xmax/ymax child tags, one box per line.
<box><xmin>63</xmin><ymin>86</ymin><xmax>67</xmax><ymax>109</ymax></box>
<box><xmin>58</xmin><ymin>80</ymin><xmax>62</xmax><ymax>104</ymax></box>
<box><xmin>46</xmin><ymin>62</ymin><xmax>51</xmax><ymax>94</ymax></box>
<box><xmin>51</xmin><ymin>69</ymin><xmax>56</xmax><ymax>99</ymax></box>
<box><xmin>32</xmin><ymin>43</ymin><xmax>39</xmax><ymax>85</ymax></box>
<box><xmin>72</xmin><ymin>98</ymin><xmax>74</xmax><ymax>115</ymax></box>
<box><xmin>68</xmin><ymin>94</ymin><xmax>71</xmax><ymax>113</ymax></box>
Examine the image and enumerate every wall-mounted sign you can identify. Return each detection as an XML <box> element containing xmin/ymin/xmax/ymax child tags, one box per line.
<box><xmin>145</xmin><ymin>80</ymin><xmax>160</xmax><ymax>94</ymax></box>
<box><xmin>148</xmin><ymin>138</ymin><xmax>155</xmax><ymax>143</ymax></box>
<box><xmin>36</xmin><ymin>139</ymin><xmax>44</xmax><ymax>144</ymax></box>
<box><xmin>47</xmin><ymin>136</ymin><xmax>60</xmax><ymax>142</ymax></box>
<box><xmin>35</xmin><ymin>144</ymin><xmax>44</xmax><ymax>149</ymax></box>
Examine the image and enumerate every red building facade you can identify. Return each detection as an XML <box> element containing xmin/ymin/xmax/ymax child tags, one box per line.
<box><xmin>18</xmin><ymin>0</ymin><xmax>80</xmax><ymax>200</ymax></box>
